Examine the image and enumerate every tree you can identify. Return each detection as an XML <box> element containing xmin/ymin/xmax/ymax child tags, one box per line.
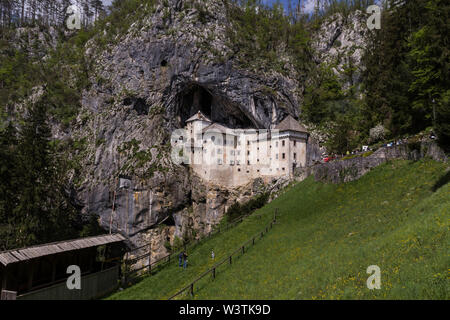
<box><xmin>12</xmin><ymin>96</ymin><xmax>80</xmax><ymax>247</ymax></box>
<box><xmin>0</xmin><ymin>122</ymin><xmax>19</xmax><ymax>250</ymax></box>
<box><xmin>408</xmin><ymin>0</ymin><xmax>449</xmax><ymax>150</ymax></box>
<box><xmin>362</xmin><ymin>0</ymin><xmax>431</xmax><ymax>137</ymax></box>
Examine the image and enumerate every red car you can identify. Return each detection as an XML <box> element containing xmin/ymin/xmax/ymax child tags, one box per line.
<box><xmin>323</xmin><ymin>156</ymin><xmax>335</xmax><ymax>163</ymax></box>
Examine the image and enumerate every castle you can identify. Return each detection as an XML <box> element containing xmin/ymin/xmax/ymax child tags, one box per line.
<box><xmin>180</xmin><ymin>111</ymin><xmax>309</xmax><ymax>187</ymax></box>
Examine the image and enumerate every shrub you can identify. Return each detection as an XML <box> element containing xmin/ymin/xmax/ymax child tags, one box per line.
<box><xmin>369</xmin><ymin>124</ymin><xmax>387</xmax><ymax>143</ymax></box>
<box><xmin>226</xmin><ymin>192</ymin><xmax>269</xmax><ymax>221</ymax></box>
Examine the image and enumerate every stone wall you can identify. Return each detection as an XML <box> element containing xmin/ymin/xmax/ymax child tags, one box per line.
<box><xmin>295</xmin><ymin>141</ymin><xmax>448</xmax><ymax>184</ymax></box>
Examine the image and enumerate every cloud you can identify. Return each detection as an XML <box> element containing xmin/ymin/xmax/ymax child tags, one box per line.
<box><xmin>303</xmin><ymin>0</ymin><xmax>315</xmax><ymax>13</ymax></box>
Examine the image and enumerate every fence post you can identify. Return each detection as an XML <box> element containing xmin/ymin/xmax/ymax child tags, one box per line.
<box><xmin>212</xmin><ymin>268</ymin><xmax>216</xmax><ymax>279</ymax></box>
<box><xmin>242</xmin><ymin>246</ymin><xmax>245</xmax><ymax>254</ymax></box>
<box><xmin>229</xmin><ymin>256</ymin><xmax>232</xmax><ymax>265</ymax></box>
<box><xmin>252</xmin><ymin>238</ymin><xmax>255</xmax><ymax>245</ymax></box>
<box><xmin>190</xmin><ymin>283</ymin><xmax>194</xmax><ymax>296</ymax></box>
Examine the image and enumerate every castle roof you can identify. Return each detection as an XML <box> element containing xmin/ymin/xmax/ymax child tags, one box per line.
<box><xmin>186</xmin><ymin>111</ymin><xmax>212</xmax><ymax>123</ymax></box>
<box><xmin>202</xmin><ymin>123</ymin><xmax>237</xmax><ymax>135</ymax></box>
<box><xmin>275</xmin><ymin>115</ymin><xmax>308</xmax><ymax>133</ymax></box>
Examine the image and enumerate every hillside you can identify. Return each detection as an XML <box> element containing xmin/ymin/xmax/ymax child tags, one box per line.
<box><xmin>108</xmin><ymin>159</ymin><xmax>449</xmax><ymax>299</ymax></box>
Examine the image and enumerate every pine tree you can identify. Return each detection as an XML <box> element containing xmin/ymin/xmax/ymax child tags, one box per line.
<box><xmin>0</xmin><ymin>121</ymin><xmax>19</xmax><ymax>250</ymax></box>
<box><xmin>13</xmin><ymin>97</ymin><xmax>80</xmax><ymax>247</ymax></box>
<box><xmin>408</xmin><ymin>0</ymin><xmax>449</xmax><ymax>151</ymax></box>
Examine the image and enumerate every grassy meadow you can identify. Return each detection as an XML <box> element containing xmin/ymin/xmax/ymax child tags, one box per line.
<box><xmin>107</xmin><ymin>159</ymin><xmax>449</xmax><ymax>300</ymax></box>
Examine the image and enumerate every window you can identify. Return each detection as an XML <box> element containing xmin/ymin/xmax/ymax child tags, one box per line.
<box><xmin>282</xmin><ymin>167</ymin><xmax>285</xmax><ymax>171</ymax></box>
<box><xmin>276</xmin><ymin>154</ymin><xmax>279</xmax><ymax>159</ymax></box>
<box><xmin>247</xmin><ymin>151</ymin><xmax>250</xmax><ymax>155</ymax></box>
<box><xmin>236</xmin><ymin>160</ymin><xmax>240</xmax><ymax>165</ymax></box>
<box><xmin>247</xmin><ymin>141</ymin><xmax>250</xmax><ymax>145</ymax></box>
<box><xmin>282</xmin><ymin>153</ymin><xmax>286</xmax><ymax>159</ymax></box>
<box><xmin>294</xmin><ymin>153</ymin><xmax>297</xmax><ymax>159</ymax></box>
<box><xmin>230</xmin><ymin>160</ymin><xmax>235</xmax><ymax>165</ymax></box>
<box><xmin>276</xmin><ymin>141</ymin><xmax>279</xmax><ymax>147</ymax></box>
<box><xmin>217</xmin><ymin>148</ymin><xmax>222</xmax><ymax>154</ymax></box>
<box><xmin>218</xmin><ymin>159</ymin><xmax>222</xmax><ymax>165</ymax></box>
<box><xmin>294</xmin><ymin>141</ymin><xmax>296</xmax><ymax>147</ymax></box>
<box><xmin>238</xmin><ymin>168</ymin><xmax>241</xmax><ymax>172</ymax></box>
<box><xmin>247</xmin><ymin>160</ymin><xmax>250</xmax><ymax>165</ymax></box>
<box><xmin>282</xmin><ymin>140</ymin><xmax>285</xmax><ymax>147</ymax></box>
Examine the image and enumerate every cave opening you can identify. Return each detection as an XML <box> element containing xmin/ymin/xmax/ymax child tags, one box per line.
<box><xmin>164</xmin><ymin>215</ymin><xmax>175</xmax><ymax>226</ymax></box>
<box><xmin>123</xmin><ymin>97</ymin><xmax>149</xmax><ymax>116</ymax></box>
<box><xmin>176</xmin><ymin>84</ymin><xmax>256</xmax><ymax>129</ymax></box>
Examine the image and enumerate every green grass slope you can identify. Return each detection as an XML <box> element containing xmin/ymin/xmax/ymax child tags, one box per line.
<box><xmin>108</xmin><ymin>160</ymin><xmax>449</xmax><ymax>300</ymax></box>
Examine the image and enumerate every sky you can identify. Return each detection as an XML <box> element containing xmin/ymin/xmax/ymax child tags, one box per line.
<box><xmin>262</xmin><ymin>0</ymin><xmax>316</xmax><ymax>13</ymax></box>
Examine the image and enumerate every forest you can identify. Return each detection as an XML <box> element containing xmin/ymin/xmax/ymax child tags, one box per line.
<box><xmin>0</xmin><ymin>0</ymin><xmax>106</xmax><ymax>28</ymax></box>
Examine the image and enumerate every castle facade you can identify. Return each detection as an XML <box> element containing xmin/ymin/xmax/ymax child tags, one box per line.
<box><xmin>178</xmin><ymin>111</ymin><xmax>309</xmax><ymax>187</ymax></box>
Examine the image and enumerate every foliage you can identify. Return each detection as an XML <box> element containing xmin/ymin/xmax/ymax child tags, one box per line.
<box><xmin>369</xmin><ymin>124</ymin><xmax>387</xmax><ymax>143</ymax></box>
<box><xmin>226</xmin><ymin>192</ymin><xmax>269</xmax><ymax>221</ymax></box>
<box><xmin>362</xmin><ymin>0</ymin><xmax>449</xmax><ymax>142</ymax></box>
<box><xmin>0</xmin><ymin>96</ymin><xmax>84</xmax><ymax>250</ymax></box>
<box><xmin>226</xmin><ymin>0</ymin><xmax>312</xmax><ymax>75</ymax></box>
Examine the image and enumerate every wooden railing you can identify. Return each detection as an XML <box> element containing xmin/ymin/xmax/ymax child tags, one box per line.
<box><xmin>167</xmin><ymin>210</ymin><xmax>279</xmax><ymax>300</ymax></box>
<box><xmin>122</xmin><ymin>209</ymin><xmax>278</xmax><ymax>285</ymax></box>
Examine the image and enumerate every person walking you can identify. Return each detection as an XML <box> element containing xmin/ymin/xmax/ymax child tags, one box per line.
<box><xmin>183</xmin><ymin>252</ymin><xmax>188</xmax><ymax>269</ymax></box>
<box><xmin>178</xmin><ymin>251</ymin><xmax>183</xmax><ymax>267</ymax></box>
<box><xmin>211</xmin><ymin>249</ymin><xmax>215</xmax><ymax>260</ymax></box>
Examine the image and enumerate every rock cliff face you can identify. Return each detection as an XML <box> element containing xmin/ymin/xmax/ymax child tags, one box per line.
<box><xmin>70</xmin><ymin>0</ymin><xmax>300</xmax><ymax>257</ymax></box>
<box><xmin>311</xmin><ymin>10</ymin><xmax>369</xmax><ymax>89</ymax></box>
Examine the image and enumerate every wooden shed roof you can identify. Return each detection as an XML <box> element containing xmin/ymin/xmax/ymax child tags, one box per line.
<box><xmin>0</xmin><ymin>233</ymin><xmax>126</xmax><ymax>267</ymax></box>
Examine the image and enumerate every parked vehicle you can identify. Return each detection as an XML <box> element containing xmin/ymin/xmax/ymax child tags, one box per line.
<box><xmin>323</xmin><ymin>156</ymin><xmax>335</xmax><ymax>163</ymax></box>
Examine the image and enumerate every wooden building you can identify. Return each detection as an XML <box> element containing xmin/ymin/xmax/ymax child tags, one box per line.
<box><xmin>0</xmin><ymin>233</ymin><xmax>126</xmax><ymax>300</ymax></box>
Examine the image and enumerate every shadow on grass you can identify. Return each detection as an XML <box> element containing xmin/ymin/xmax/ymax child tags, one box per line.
<box><xmin>432</xmin><ymin>170</ymin><xmax>450</xmax><ymax>192</ymax></box>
